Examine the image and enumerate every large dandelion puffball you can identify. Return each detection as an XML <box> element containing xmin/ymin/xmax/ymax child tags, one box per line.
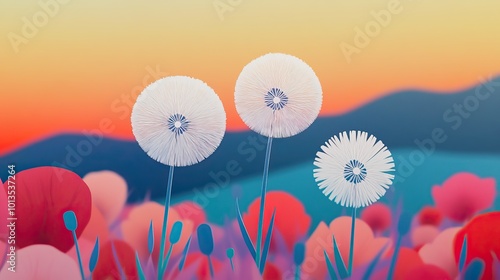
<box><xmin>235</xmin><ymin>53</ymin><xmax>322</xmax><ymax>138</ymax></box>
<box><xmin>131</xmin><ymin>76</ymin><xmax>226</xmax><ymax>167</ymax></box>
<box><xmin>313</xmin><ymin>131</ymin><xmax>395</xmax><ymax>208</ymax></box>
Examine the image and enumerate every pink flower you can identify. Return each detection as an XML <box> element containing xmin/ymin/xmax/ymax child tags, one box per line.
<box><xmin>361</xmin><ymin>203</ymin><xmax>392</xmax><ymax>234</ymax></box>
<box><xmin>303</xmin><ymin>217</ymin><xmax>390</xmax><ymax>279</ymax></box>
<box><xmin>432</xmin><ymin>173</ymin><xmax>496</xmax><ymax>222</ymax></box>
<box><xmin>411</xmin><ymin>225</ymin><xmax>439</xmax><ymax>249</ymax></box>
<box><xmin>0</xmin><ymin>245</ymin><xmax>80</xmax><ymax>279</ymax></box>
<box><xmin>83</xmin><ymin>170</ymin><xmax>128</xmax><ymax>225</ymax></box>
<box><xmin>419</xmin><ymin>227</ymin><xmax>461</xmax><ymax>278</ymax></box>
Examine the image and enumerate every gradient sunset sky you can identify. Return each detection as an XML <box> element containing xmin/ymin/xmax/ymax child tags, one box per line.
<box><xmin>1</xmin><ymin>0</ymin><xmax>500</xmax><ymax>154</ymax></box>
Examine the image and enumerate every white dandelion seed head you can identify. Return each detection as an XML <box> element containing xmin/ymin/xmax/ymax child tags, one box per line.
<box><xmin>131</xmin><ymin>76</ymin><xmax>226</xmax><ymax>167</ymax></box>
<box><xmin>234</xmin><ymin>53</ymin><xmax>323</xmax><ymax>138</ymax></box>
<box><xmin>313</xmin><ymin>131</ymin><xmax>395</xmax><ymax>208</ymax></box>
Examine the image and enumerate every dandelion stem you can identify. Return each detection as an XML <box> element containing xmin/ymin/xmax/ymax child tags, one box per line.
<box><xmin>255</xmin><ymin>136</ymin><xmax>273</xmax><ymax>271</ymax></box>
<box><xmin>158</xmin><ymin>165</ymin><xmax>175</xmax><ymax>280</ymax></box>
<box><xmin>348</xmin><ymin>206</ymin><xmax>357</xmax><ymax>276</ymax></box>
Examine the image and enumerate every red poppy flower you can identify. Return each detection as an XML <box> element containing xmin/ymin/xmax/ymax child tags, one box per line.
<box><xmin>1</xmin><ymin>167</ymin><xmax>91</xmax><ymax>252</ymax></box>
<box><xmin>454</xmin><ymin>212</ymin><xmax>500</xmax><ymax>280</ymax></box>
<box><xmin>404</xmin><ymin>264</ymin><xmax>451</xmax><ymax>280</ymax></box>
<box><xmin>92</xmin><ymin>240</ymin><xmax>138</xmax><ymax>279</ymax></box>
<box><xmin>418</xmin><ymin>206</ymin><xmax>443</xmax><ymax>226</ymax></box>
<box><xmin>263</xmin><ymin>262</ymin><xmax>283</xmax><ymax>280</ymax></box>
<box><xmin>243</xmin><ymin>191</ymin><xmax>311</xmax><ymax>252</ymax></box>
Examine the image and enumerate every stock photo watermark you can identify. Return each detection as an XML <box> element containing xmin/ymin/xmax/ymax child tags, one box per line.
<box><xmin>7</xmin><ymin>0</ymin><xmax>72</xmax><ymax>54</ymax></box>
<box><xmin>213</xmin><ymin>0</ymin><xmax>243</xmax><ymax>21</ymax></box>
<box><xmin>5</xmin><ymin>165</ymin><xmax>17</xmax><ymax>272</ymax></box>
<box><xmin>51</xmin><ymin>65</ymin><xmax>168</xmax><ymax>179</ymax></box>
<box><xmin>339</xmin><ymin>0</ymin><xmax>405</xmax><ymax>64</ymax></box>
<box><xmin>394</xmin><ymin>75</ymin><xmax>500</xmax><ymax>183</ymax></box>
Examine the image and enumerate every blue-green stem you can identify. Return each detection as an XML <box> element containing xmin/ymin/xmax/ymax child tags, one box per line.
<box><xmin>208</xmin><ymin>256</ymin><xmax>214</xmax><ymax>279</ymax></box>
<box><xmin>72</xmin><ymin>231</ymin><xmax>85</xmax><ymax>280</ymax></box>
<box><xmin>295</xmin><ymin>265</ymin><xmax>300</xmax><ymax>280</ymax></box>
<box><xmin>157</xmin><ymin>166</ymin><xmax>175</xmax><ymax>280</ymax></box>
<box><xmin>160</xmin><ymin>244</ymin><xmax>174</xmax><ymax>276</ymax></box>
<box><xmin>255</xmin><ymin>136</ymin><xmax>273</xmax><ymax>270</ymax></box>
<box><xmin>348</xmin><ymin>206</ymin><xmax>357</xmax><ymax>276</ymax></box>
<box><xmin>387</xmin><ymin>236</ymin><xmax>402</xmax><ymax>280</ymax></box>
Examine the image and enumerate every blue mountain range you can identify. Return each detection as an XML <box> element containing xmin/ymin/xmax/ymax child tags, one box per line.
<box><xmin>2</xmin><ymin>77</ymin><xmax>499</xmax><ymax>202</ymax></box>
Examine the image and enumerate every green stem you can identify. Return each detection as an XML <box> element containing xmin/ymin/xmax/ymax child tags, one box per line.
<box><xmin>157</xmin><ymin>166</ymin><xmax>175</xmax><ymax>280</ymax></box>
<box><xmin>255</xmin><ymin>136</ymin><xmax>273</xmax><ymax>270</ymax></box>
<box><xmin>348</xmin><ymin>207</ymin><xmax>357</xmax><ymax>276</ymax></box>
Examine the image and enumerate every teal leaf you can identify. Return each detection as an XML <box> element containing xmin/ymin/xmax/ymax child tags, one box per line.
<box><xmin>362</xmin><ymin>242</ymin><xmax>388</xmax><ymax>280</ymax></box>
<box><xmin>397</xmin><ymin>212</ymin><xmax>412</xmax><ymax>236</ymax></box>
<box><xmin>459</xmin><ymin>235</ymin><xmax>468</xmax><ymax>272</ymax></box>
<box><xmin>333</xmin><ymin>235</ymin><xmax>348</xmax><ymax>279</ymax></box>
<box><xmin>259</xmin><ymin>208</ymin><xmax>276</xmax><ymax>274</ymax></box>
<box><xmin>324</xmin><ymin>250</ymin><xmax>338</xmax><ymax>280</ymax></box>
<box><xmin>135</xmin><ymin>252</ymin><xmax>146</xmax><ymax>280</ymax></box>
<box><xmin>178</xmin><ymin>236</ymin><xmax>191</xmax><ymax>271</ymax></box>
<box><xmin>89</xmin><ymin>237</ymin><xmax>99</xmax><ymax>273</ymax></box>
<box><xmin>236</xmin><ymin>199</ymin><xmax>256</xmax><ymax>260</ymax></box>
<box><xmin>464</xmin><ymin>258</ymin><xmax>485</xmax><ymax>280</ymax></box>
<box><xmin>148</xmin><ymin>220</ymin><xmax>154</xmax><ymax>255</ymax></box>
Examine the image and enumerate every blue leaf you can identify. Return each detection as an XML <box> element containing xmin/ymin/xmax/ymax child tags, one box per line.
<box><xmin>459</xmin><ymin>235</ymin><xmax>468</xmax><ymax>272</ymax></box>
<box><xmin>63</xmin><ymin>211</ymin><xmax>78</xmax><ymax>231</ymax></box>
<box><xmin>397</xmin><ymin>212</ymin><xmax>412</xmax><ymax>236</ymax></box>
<box><xmin>293</xmin><ymin>243</ymin><xmax>305</xmax><ymax>266</ymax></box>
<box><xmin>170</xmin><ymin>221</ymin><xmax>183</xmax><ymax>244</ymax></box>
<box><xmin>148</xmin><ymin>220</ymin><xmax>154</xmax><ymax>255</ymax></box>
<box><xmin>236</xmin><ymin>199</ymin><xmax>256</xmax><ymax>260</ymax></box>
<box><xmin>178</xmin><ymin>236</ymin><xmax>192</xmax><ymax>271</ymax></box>
<box><xmin>135</xmin><ymin>252</ymin><xmax>146</xmax><ymax>280</ymax></box>
<box><xmin>464</xmin><ymin>258</ymin><xmax>485</xmax><ymax>280</ymax></box>
<box><xmin>197</xmin><ymin>224</ymin><xmax>214</xmax><ymax>256</ymax></box>
<box><xmin>333</xmin><ymin>235</ymin><xmax>348</xmax><ymax>279</ymax></box>
<box><xmin>89</xmin><ymin>237</ymin><xmax>99</xmax><ymax>273</ymax></box>
<box><xmin>324</xmin><ymin>250</ymin><xmax>338</xmax><ymax>280</ymax></box>
<box><xmin>259</xmin><ymin>209</ymin><xmax>276</xmax><ymax>274</ymax></box>
<box><xmin>362</xmin><ymin>242</ymin><xmax>389</xmax><ymax>280</ymax></box>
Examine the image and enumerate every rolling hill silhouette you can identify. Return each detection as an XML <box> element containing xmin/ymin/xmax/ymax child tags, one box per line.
<box><xmin>2</xmin><ymin>77</ymin><xmax>499</xmax><ymax>201</ymax></box>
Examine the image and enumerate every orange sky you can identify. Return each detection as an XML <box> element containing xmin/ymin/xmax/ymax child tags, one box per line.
<box><xmin>1</xmin><ymin>0</ymin><xmax>500</xmax><ymax>154</ymax></box>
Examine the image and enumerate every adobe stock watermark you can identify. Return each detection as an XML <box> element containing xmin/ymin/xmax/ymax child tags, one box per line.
<box><xmin>7</xmin><ymin>0</ymin><xmax>72</xmax><ymax>54</ymax></box>
<box><xmin>394</xmin><ymin>75</ymin><xmax>500</xmax><ymax>183</ymax></box>
<box><xmin>339</xmin><ymin>0</ymin><xmax>406</xmax><ymax>63</ymax></box>
<box><xmin>51</xmin><ymin>65</ymin><xmax>168</xmax><ymax>180</ymax></box>
<box><xmin>213</xmin><ymin>0</ymin><xmax>242</xmax><ymax>21</ymax></box>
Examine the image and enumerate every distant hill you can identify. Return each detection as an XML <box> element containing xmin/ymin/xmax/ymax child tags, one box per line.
<box><xmin>2</xmin><ymin>77</ymin><xmax>499</xmax><ymax>201</ymax></box>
